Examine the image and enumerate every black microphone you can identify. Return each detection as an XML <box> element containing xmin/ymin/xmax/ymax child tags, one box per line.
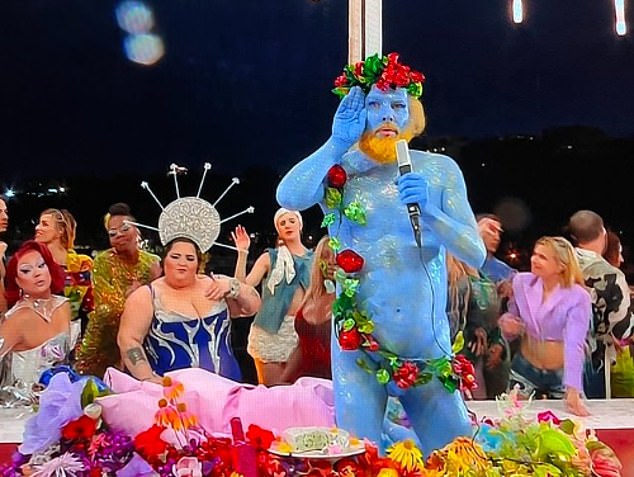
<box><xmin>395</xmin><ymin>139</ymin><xmax>422</xmax><ymax>248</ymax></box>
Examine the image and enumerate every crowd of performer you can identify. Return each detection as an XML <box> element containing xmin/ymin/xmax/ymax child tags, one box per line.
<box><xmin>0</xmin><ymin>53</ymin><xmax>633</xmax><ymax>457</ymax></box>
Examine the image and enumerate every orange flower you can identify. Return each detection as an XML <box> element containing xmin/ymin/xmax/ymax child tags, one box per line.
<box><xmin>176</xmin><ymin>402</ymin><xmax>198</xmax><ymax>430</ymax></box>
<box><xmin>155</xmin><ymin>398</ymin><xmax>181</xmax><ymax>428</ymax></box>
<box><xmin>162</xmin><ymin>376</ymin><xmax>185</xmax><ymax>400</ymax></box>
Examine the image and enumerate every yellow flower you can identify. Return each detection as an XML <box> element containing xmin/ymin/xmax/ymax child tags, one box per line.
<box><xmin>443</xmin><ymin>437</ymin><xmax>490</xmax><ymax>473</ymax></box>
<box><xmin>229</xmin><ymin>473</ymin><xmax>244</xmax><ymax>477</ymax></box>
<box><xmin>376</xmin><ymin>469</ymin><xmax>399</xmax><ymax>477</ymax></box>
<box><xmin>387</xmin><ymin>439</ymin><xmax>424</xmax><ymax>472</ymax></box>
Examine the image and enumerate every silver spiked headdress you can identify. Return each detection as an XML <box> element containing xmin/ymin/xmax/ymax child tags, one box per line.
<box><xmin>131</xmin><ymin>163</ymin><xmax>254</xmax><ymax>253</ymax></box>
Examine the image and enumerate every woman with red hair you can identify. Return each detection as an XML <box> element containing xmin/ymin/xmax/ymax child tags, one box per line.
<box><xmin>0</xmin><ymin>240</ymin><xmax>72</xmax><ymax>406</ymax></box>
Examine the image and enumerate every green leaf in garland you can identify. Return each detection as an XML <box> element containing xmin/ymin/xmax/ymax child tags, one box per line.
<box><xmin>440</xmin><ymin>376</ymin><xmax>458</xmax><ymax>393</ymax></box>
<box><xmin>356</xmin><ymin>358</ymin><xmax>374</xmax><ymax>374</ymax></box>
<box><xmin>343</xmin><ymin>318</ymin><xmax>356</xmax><ymax>332</ymax></box>
<box><xmin>321</xmin><ymin>213</ymin><xmax>336</xmax><ymax>228</ymax></box>
<box><xmin>325</xmin><ymin>187</ymin><xmax>343</xmax><ymax>209</ymax></box>
<box><xmin>387</xmin><ymin>356</ymin><xmax>400</xmax><ymax>367</ymax></box>
<box><xmin>343</xmin><ymin>278</ymin><xmax>360</xmax><ymax>297</ymax></box>
<box><xmin>343</xmin><ymin>201</ymin><xmax>367</xmax><ymax>225</ymax></box>
<box><xmin>376</xmin><ymin>368</ymin><xmax>390</xmax><ymax>384</ymax></box>
<box><xmin>452</xmin><ymin>331</ymin><xmax>465</xmax><ymax>354</ymax></box>
<box><xmin>416</xmin><ymin>372</ymin><xmax>433</xmax><ymax>385</ymax></box>
<box><xmin>330</xmin><ymin>237</ymin><xmax>343</xmax><ymax>253</ymax></box>
<box><xmin>357</xmin><ymin>322</ymin><xmax>375</xmax><ymax>334</ymax></box>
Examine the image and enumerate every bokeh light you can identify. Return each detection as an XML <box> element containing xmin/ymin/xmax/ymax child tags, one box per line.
<box><xmin>123</xmin><ymin>34</ymin><xmax>164</xmax><ymax>65</ymax></box>
<box><xmin>115</xmin><ymin>1</ymin><xmax>154</xmax><ymax>34</ymax></box>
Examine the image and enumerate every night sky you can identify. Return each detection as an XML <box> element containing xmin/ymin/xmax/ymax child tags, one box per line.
<box><xmin>2</xmin><ymin>1</ymin><xmax>634</xmax><ymax>258</ymax></box>
<box><xmin>2</xmin><ymin>0</ymin><xmax>633</xmax><ymax>179</ymax></box>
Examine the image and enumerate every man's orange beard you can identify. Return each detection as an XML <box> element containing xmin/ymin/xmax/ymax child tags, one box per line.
<box><xmin>358</xmin><ymin>128</ymin><xmax>416</xmax><ymax>164</ymax></box>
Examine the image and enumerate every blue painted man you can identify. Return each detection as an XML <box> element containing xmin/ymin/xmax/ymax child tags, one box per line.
<box><xmin>276</xmin><ymin>53</ymin><xmax>486</xmax><ymax>455</ymax></box>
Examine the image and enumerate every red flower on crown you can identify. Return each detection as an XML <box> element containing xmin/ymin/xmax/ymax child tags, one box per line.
<box><xmin>332</xmin><ymin>52</ymin><xmax>426</xmax><ymax>99</ymax></box>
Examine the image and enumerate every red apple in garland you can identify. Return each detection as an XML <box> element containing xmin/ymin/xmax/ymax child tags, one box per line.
<box><xmin>336</xmin><ymin>249</ymin><xmax>364</xmax><ymax>273</ymax></box>
<box><xmin>327</xmin><ymin>164</ymin><xmax>347</xmax><ymax>189</ymax></box>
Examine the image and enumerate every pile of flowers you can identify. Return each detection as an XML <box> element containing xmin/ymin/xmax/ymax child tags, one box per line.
<box><xmin>1</xmin><ymin>373</ymin><xmax>622</xmax><ymax>477</ymax></box>
<box><xmin>332</xmin><ymin>52</ymin><xmax>426</xmax><ymax>99</ymax></box>
<box><xmin>322</xmin><ymin>164</ymin><xmax>478</xmax><ymax>394</ymax></box>
<box><xmin>469</xmin><ymin>386</ymin><xmax>624</xmax><ymax>476</ymax></box>
<box><xmin>0</xmin><ymin>373</ymin><xmax>134</xmax><ymax>477</ymax></box>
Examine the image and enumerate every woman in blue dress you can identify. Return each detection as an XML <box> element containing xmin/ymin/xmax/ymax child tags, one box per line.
<box><xmin>117</xmin><ymin>238</ymin><xmax>261</xmax><ymax>383</ymax></box>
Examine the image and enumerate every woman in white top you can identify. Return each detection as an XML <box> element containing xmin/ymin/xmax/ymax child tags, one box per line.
<box><xmin>0</xmin><ymin>240</ymin><xmax>71</xmax><ymax>406</ymax></box>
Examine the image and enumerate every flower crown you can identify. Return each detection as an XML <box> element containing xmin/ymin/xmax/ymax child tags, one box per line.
<box><xmin>332</xmin><ymin>52</ymin><xmax>426</xmax><ymax>99</ymax></box>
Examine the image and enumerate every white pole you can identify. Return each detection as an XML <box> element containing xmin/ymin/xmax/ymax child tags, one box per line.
<box><xmin>348</xmin><ymin>0</ymin><xmax>382</xmax><ymax>64</ymax></box>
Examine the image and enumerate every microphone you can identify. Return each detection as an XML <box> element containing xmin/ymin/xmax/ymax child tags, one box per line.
<box><xmin>395</xmin><ymin>139</ymin><xmax>422</xmax><ymax>248</ymax></box>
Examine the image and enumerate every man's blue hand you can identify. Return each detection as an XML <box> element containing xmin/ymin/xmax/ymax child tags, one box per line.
<box><xmin>397</xmin><ymin>172</ymin><xmax>428</xmax><ymax>209</ymax></box>
<box><xmin>332</xmin><ymin>86</ymin><xmax>366</xmax><ymax>148</ymax></box>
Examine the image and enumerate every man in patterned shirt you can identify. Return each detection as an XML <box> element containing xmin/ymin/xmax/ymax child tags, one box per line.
<box><xmin>568</xmin><ymin>209</ymin><xmax>634</xmax><ymax>398</ymax></box>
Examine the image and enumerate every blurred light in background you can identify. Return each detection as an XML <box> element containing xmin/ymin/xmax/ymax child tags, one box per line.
<box><xmin>123</xmin><ymin>33</ymin><xmax>164</xmax><ymax>65</ymax></box>
<box><xmin>512</xmin><ymin>0</ymin><xmax>523</xmax><ymax>24</ymax></box>
<box><xmin>615</xmin><ymin>0</ymin><xmax>627</xmax><ymax>36</ymax></box>
<box><xmin>116</xmin><ymin>1</ymin><xmax>154</xmax><ymax>34</ymax></box>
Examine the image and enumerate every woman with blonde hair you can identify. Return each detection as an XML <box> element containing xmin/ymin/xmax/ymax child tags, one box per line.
<box><xmin>35</xmin><ymin>208</ymin><xmax>93</xmax><ymax>345</ymax></box>
<box><xmin>281</xmin><ymin>235</ymin><xmax>336</xmax><ymax>383</ymax></box>
<box><xmin>500</xmin><ymin>236</ymin><xmax>591</xmax><ymax>416</ymax></box>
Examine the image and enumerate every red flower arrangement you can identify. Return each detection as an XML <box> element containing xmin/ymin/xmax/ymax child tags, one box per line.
<box><xmin>332</xmin><ymin>52</ymin><xmax>426</xmax><ymax>99</ymax></box>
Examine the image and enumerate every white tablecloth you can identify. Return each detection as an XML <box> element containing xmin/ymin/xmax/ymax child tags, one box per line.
<box><xmin>1</xmin><ymin>399</ymin><xmax>633</xmax><ymax>444</ymax></box>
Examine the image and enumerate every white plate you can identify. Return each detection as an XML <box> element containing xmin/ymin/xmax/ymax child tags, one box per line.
<box><xmin>268</xmin><ymin>446</ymin><xmax>365</xmax><ymax>460</ymax></box>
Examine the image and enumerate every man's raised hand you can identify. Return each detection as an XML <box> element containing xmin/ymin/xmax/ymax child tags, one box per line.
<box><xmin>332</xmin><ymin>86</ymin><xmax>366</xmax><ymax>148</ymax></box>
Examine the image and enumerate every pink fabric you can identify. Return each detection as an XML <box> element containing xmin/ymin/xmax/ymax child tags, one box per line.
<box><xmin>98</xmin><ymin>368</ymin><xmax>335</xmax><ymax>438</ymax></box>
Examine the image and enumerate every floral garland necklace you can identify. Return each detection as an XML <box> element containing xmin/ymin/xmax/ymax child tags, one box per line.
<box><xmin>322</xmin><ymin>164</ymin><xmax>477</xmax><ymax>393</ymax></box>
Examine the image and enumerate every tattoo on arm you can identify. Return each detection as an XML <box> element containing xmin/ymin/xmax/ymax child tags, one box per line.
<box><xmin>126</xmin><ymin>347</ymin><xmax>147</xmax><ymax>366</ymax></box>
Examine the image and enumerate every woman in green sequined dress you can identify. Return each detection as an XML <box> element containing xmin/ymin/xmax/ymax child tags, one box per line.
<box><xmin>75</xmin><ymin>203</ymin><xmax>161</xmax><ymax>377</ymax></box>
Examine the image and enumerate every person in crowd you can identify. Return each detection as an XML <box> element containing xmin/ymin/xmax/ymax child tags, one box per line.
<box><xmin>118</xmin><ymin>237</ymin><xmax>261</xmax><ymax>383</ymax></box>
<box><xmin>446</xmin><ymin>253</ymin><xmax>509</xmax><ymax>399</ymax></box>
<box><xmin>567</xmin><ymin>210</ymin><xmax>634</xmax><ymax>398</ymax></box>
<box><xmin>0</xmin><ymin>240</ymin><xmax>71</xmax><ymax>406</ymax></box>
<box><xmin>477</xmin><ymin>213</ymin><xmax>516</xmax><ymax>287</ymax></box>
<box><xmin>75</xmin><ymin>203</ymin><xmax>161</xmax><ymax>377</ymax></box>
<box><xmin>232</xmin><ymin>211</ymin><xmax>313</xmax><ymax>386</ymax></box>
<box><xmin>280</xmin><ymin>234</ymin><xmax>336</xmax><ymax>383</ymax></box>
<box><xmin>0</xmin><ymin>196</ymin><xmax>9</xmax><ymax>317</ymax></box>
<box><xmin>34</xmin><ymin>208</ymin><xmax>93</xmax><ymax>345</ymax></box>
<box><xmin>604</xmin><ymin>229</ymin><xmax>624</xmax><ymax>269</ymax></box>
<box><xmin>499</xmin><ymin>236</ymin><xmax>591</xmax><ymax>416</ymax></box>
<box><xmin>276</xmin><ymin>52</ymin><xmax>485</xmax><ymax>454</ymax></box>
<box><xmin>477</xmin><ymin>213</ymin><xmax>517</xmax><ymax>359</ymax></box>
